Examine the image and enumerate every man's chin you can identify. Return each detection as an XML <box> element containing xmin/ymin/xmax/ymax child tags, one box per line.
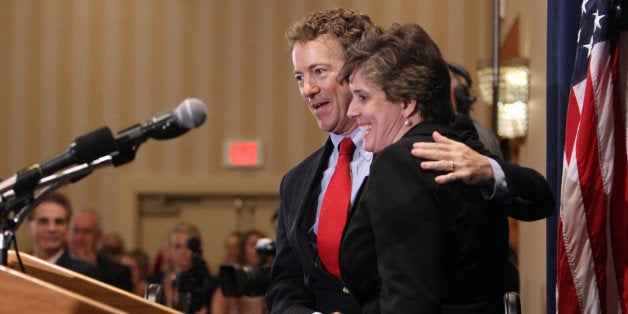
<box><xmin>42</xmin><ymin>246</ymin><xmax>62</xmax><ymax>254</ymax></box>
<box><xmin>317</xmin><ymin>122</ymin><xmax>334</xmax><ymax>133</ymax></box>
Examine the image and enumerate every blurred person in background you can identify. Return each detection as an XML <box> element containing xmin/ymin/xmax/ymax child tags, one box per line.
<box><xmin>212</xmin><ymin>230</ymin><xmax>245</xmax><ymax>314</ymax></box>
<box><xmin>162</xmin><ymin>221</ymin><xmax>216</xmax><ymax>311</ymax></box>
<box><xmin>99</xmin><ymin>232</ymin><xmax>126</xmax><ymax>262</ymax></box>
<box><xmin>213</xmin><ymin>229</ymin><xmax>270</xmax><ymax>314</ymax></box>
<box><xmin>224</xmin><ymin>230</ymin><xmax>245</xmax><ymax>264</ymax></box>
<box><xmin>240</xmin><ymin>230</ymin><xmax>270</xmax><ymax>314</ymax></box>
<box><xmin>67</xmin><ymin>208</ymin><xmax>133</xmax><ymax>292</ymax></box>
<box><xmin>119</xmin><ymin>249</ymin><xmax>151</xmax><ymax>297</ymax></box>
<box><xmin>28</xmin><ymin>192</ymin><xmax>101</xmax><ymax>279</ymax></box>
<box><xmin>242</xmin><ymin>229</ymin><xmax>271</xmax><ymax>268</ymax></box>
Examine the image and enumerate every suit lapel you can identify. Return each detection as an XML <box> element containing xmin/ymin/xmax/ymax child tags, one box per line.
<box><xmin>347</xmin><ymin>175</ymin><xmax>368</xmax><ymax>221</ymax></box>
<box><xmin>291</xmin><ymin>138</ymin><xmax>335</xmax><ymax>265</ymax></box>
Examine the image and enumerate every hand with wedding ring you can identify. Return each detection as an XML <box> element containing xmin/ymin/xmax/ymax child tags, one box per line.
<box><xmin>411</xmin><ymin>131</ymin><xmax>494</xmax><ymax>185</ymax></box>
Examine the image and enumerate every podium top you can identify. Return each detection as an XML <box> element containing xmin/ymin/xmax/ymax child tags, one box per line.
<box><xmin>7</xmin><ymin>250</ymin><xmax>181</xmax><ymax>314</ymax></box>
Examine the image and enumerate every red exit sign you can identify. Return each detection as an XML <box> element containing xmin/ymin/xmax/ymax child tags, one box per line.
<box><xmin>224</xmin><ymin>140</ymin><xmax>263</xmax><ymax>168</ymax></box>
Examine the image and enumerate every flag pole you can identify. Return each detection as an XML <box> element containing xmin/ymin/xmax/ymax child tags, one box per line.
<box><xmin>491</xmin><ymin>0</ymin><xmax>500</xmax><ymax>133</ymax></box>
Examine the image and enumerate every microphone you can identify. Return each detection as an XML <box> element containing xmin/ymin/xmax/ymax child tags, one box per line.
<box><xmin>116</xmin><ymin>98</ymin><xmax>206</xmax><ymax>142</ymax></box>
<box><xmin>112</xmin><ymin>98</ymin><xmax>207</xmax><ymax>166</ymax></box>
<box><xmin>0</xmin><ymin>127</ymin><xmax>118</xmax><ymax>195</ymax></box>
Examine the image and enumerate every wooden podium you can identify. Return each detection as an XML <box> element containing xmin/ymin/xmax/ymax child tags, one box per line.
<box><xmin>3</xmin><ymin>250</ymin><xmax>180</xmax><ymax>313</ymax></box>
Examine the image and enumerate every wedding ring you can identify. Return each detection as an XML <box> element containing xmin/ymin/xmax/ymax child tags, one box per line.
<box><xmin>449</xmin><ymin>160</ymin><xmax>454</xmax><ymax>171</ymax></box>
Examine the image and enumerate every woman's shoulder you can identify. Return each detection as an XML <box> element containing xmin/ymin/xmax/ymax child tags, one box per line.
<box><xmin>375</xmin><ymin>129</ymin><xmax>436</xmax><ymax>161</ymax></box>
<box><xmin>377</xmin><ymin>123</ymin><xmax>459</xmax><ymax>159</ymax></box>
<box><xmin>371</xmin><ymin>134</ymin><xmax>430</xmax><ymax>175</ymax></box>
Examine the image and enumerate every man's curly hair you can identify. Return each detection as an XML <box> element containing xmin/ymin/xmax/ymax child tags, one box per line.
<box><xmin>285</xmin><ymin>8</ymin><xmax>374</xmax><ymax>52</ymax></box>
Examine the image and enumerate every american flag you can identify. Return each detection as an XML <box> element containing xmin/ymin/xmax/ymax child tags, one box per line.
<box><xmin>557</xmin><ymin>0</ymin><xmax>628</xmax><ymax>313</ymax></box>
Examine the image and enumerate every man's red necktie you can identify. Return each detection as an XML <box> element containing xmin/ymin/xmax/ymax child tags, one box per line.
<box><xmin>318</xmin><ymin>137</ymin><xmax>356</xmax><ymax>279</ymax></box>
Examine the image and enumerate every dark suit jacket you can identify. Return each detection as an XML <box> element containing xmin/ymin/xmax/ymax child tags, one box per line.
<box><xmin>452</xmin><ymin>114</ymin><xmax>555</xmax><ymax>221</ymax></box>
<box><xmin>267</xmin><ymin>117</ymin><xmax>553</xmax><ymax>313</ymax></box>
<box><xmin>97</xmin><ymin>253</ymin><xmax>133</xmax><ymax>292</ymax></box>
<box><xmin>56</xmin><ymin>250</ymin><xmax>102</xmax><ymax>280</ymax></box>
<box><xmin>340</xmin><ymin>122</ymin><xmax>509</xmax><ymax>313</ymax></box>
<box><xmin>266</xmin><ymin>138</ymin><xmax>363</xmax><ymax>314</ymax></box>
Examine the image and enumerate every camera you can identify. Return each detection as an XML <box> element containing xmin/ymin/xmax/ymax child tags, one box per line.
<box><xmin>219</xmin><ymin>237</ymin><xmax>275</xmax><ymax>297</ymax></box>
<box><xmin>175</xmin><ymin>237</ymin><xmax>216</xmax><ymax>313</ymax></box>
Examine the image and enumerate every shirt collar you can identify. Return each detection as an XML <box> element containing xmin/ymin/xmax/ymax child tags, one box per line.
<box><xmin>48</xmin><ymin>248</ymin><xmax>65</xmax><ymax>264</ymax></box>
<box><xmin>330</xmin><ymin>128</ymin><xmax>373</xmax><ymax>161</ymax></box>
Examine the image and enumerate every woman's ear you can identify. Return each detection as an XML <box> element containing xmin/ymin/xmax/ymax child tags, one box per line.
<box><xmin>402</xmin><ymin>99</ymin><xmax>418</xmax><ymax>118</ymax></box>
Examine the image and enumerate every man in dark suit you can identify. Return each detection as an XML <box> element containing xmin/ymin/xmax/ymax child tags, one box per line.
<box><xmin>265</xmin><ymin>9</ymin><xmax>374</xmax><ymax>314</ymax></box>
<box><xmin>27</xmin><ymin>192</ymin><xmax>101</xmax><ymax>279</ymax></box>
<box><xmin>68</xmin><ymin>209</ymin><xmax>133</xmax><ymax>292</ymax></box>
<box><xmin>56</xmin><ymin>249</ymin><xmax>102</xmax><ymax>278</ymax></box>
<box><xmin>267</xmin><ymin>8</ymin><xmax>554</xmax><ymax>314</ymax></box>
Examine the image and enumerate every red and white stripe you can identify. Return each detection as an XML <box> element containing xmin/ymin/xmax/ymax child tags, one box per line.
<box><xmin>557</xmin><ymin>28</ymin><xmax>628</xmax><ymax>314</ymax></box>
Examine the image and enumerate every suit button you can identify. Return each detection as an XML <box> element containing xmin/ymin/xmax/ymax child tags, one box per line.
<box><xmin>342</xmin><ymin>287</ymin><xmax>350</xmax><ymax>294</ymax></box>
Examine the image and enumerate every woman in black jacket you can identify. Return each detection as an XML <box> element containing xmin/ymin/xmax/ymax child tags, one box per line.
<box><xmin>338</xmin><ymin>23</ymin><xmax>509</xmax><ymax>313</ymax></box>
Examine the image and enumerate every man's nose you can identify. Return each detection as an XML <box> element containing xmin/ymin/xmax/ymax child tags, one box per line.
<box><xmin>301</xmin><ymin>77</ymin><xmax>320</xmax><ymax>98</ymax></box>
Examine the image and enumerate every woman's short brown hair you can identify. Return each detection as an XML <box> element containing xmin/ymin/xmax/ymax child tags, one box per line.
<box><xmin>339</xmin><ymin>23</ymin><xmax>454</xmax><ymax>124</ymax></box>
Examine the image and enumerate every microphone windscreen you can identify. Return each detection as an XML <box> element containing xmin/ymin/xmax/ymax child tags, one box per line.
<box><xmin>73</xmin><ymin>127</ymin><xmax>118</xmax><ymax>163</ymax></box>
<box><xmin>175</xmin><ymin>98</ymin><xmax>207</xmax><ymax>129</ymax></box>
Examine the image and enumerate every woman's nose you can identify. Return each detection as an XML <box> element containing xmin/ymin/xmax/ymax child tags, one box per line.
<box><xmin>347</xmin><ymin>99</ymin><xmax>359</xmax><ymax>119</ymax></box>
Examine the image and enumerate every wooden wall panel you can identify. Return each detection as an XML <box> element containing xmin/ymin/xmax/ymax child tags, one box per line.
<box><xmin>1</xmin><ymin>0</ymin><xmax>493</xmax><ymax>233</ymax></box>
<box><xmin>1</xmin><ymin>1</ymin><xmax>548</xmax><ymax>312</ymax></box>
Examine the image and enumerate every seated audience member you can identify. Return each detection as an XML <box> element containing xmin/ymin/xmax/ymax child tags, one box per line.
<box><xmin>242</xmin><ymin>229</ymin><xmax>272</xmax><ymax>267</ymax></box>
<box><xmin>119</xmin><ymin>249</ymin><xmax>151</xmax><ymax>297</ymax></box>
<box><xmin>338</xmin><ymin>23</ymin><xmax>508</xmax><ymax>312</ymax></box>
<box><xmin>240</xmin><ymin>229</ymin><xmax>270</xmax><ymax>314</ymax></box>
<box><xmin>67</xmin><ymin>208</ymin><xmax>133</xmax><ymax>292</ymax></box>
<box><xmin>162</xmin><ymin>221</ymin><xmax>217</xmax><ymax>311</ymax></box>
<box><xmin>149</xmin><ymin>236</ymin><xmax>173</xmax><ymax>285</ymax></box>
<box><xmin>224</xmin><ymin>230</ymin><xmax>245</xmax><ymax>264</ymax></box>
<box><xmin>99</xmin><ymin>232</ymin><xmax>126</xmax><ymax>261</ymax></box>
<box><xmin>27</xmin><ymin>192</ymin><xmax>101</xmax><ymax>279</ymax></box>
<box><xmin>211</xmin><ymin>230</ymin><xmax>244</xmax><ymax>314</ymax></box>
<box><xmin>213</xmin><ymin>229</ymin><xmax>269</xmax><ymax>314</ymax></box>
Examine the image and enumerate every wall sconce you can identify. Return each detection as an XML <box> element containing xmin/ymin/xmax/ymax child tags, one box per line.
<box><xmin>476</xmin><ymin>57</ymin><xmax>530</xmax><ymax>139</ymax></box>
